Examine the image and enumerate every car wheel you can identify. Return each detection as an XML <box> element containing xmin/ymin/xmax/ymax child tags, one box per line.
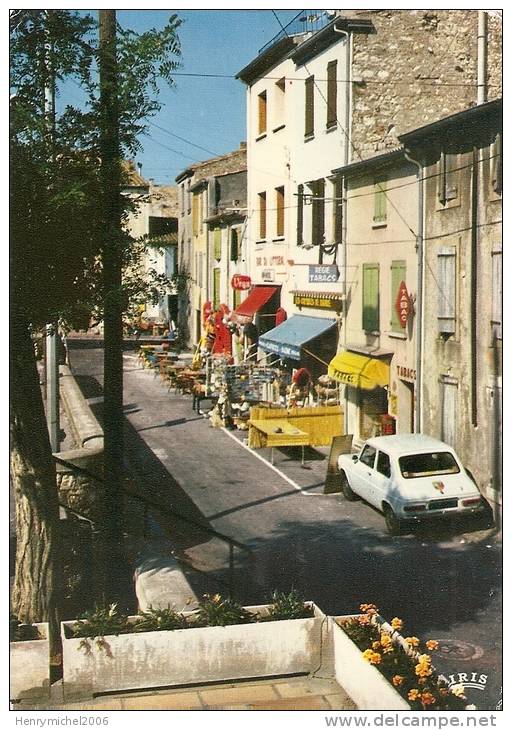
<box><xmin>340</xmin><ymin>471</ymin><xmax>359</xmax><ymax>501</ymax></box>
<box><xmin>383</xmin><ymin>505</ymin><xmax>402</xmax><ymax>536</ymax></box>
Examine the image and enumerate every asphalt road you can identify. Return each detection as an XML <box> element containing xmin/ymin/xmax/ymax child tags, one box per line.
<box><xmin>68</xmin><ymin>343</ymin><xmax>502</xmax><ymax>711</ymax></box>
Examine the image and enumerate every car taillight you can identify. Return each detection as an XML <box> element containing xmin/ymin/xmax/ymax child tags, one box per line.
<box><xmin>404</xmin><ymin>504</ymin><xmax>427</xmax><ymax>513</ymax></box>
<box><xmin>462</xmin><ymin>497</ymin><xmax>482</xmax><ymax>507</ymax></box>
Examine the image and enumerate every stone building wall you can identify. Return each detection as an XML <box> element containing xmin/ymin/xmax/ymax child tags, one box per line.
<box><xmin>350</xmin><ymin>9</ymin><xmax>502</xmax><ymax>158</ymax></box>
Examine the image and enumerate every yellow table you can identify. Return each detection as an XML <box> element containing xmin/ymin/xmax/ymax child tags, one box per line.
<box><xmin>248</xmin><ymin>419</ymin><xmax>310</xmax><ymax>465</ymax></box>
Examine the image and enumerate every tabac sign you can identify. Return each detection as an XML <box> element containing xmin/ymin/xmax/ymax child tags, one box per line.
<box><xmin>395</xmin><ymin>281</ymin><xmax>411</xmax><ymax>328</ymax></box>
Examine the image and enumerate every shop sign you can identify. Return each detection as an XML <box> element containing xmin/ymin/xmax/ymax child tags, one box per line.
<box><xmin>261</xmin><ymin>269</ymin><xmax>275</xmax><ymax>282</ymax></box>
<box><xmin>294</xmin><ymin>293</ymin><xmax>343</xmax><ymax>311</ymax></box>
<box><xmin>308</xmin><ymin>265</ymin><xmax>339</xmax><ymax>283</ymax></box>
<box><xmin>231</xmin><ymin>274</ymin><xmax>252</xmax><ymax>291</ymax></box>
<box><xmin>396</xmin><ymin>364</ymin><xmax>416</xmax><ymax>382</ymax></box>
<box><xmin>395</xmin><ymin>281</ymin><xmax>411</xmax><ymax>328</ymax></box>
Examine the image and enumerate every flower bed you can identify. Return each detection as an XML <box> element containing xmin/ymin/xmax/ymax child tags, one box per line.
<box><xmin>61</xmin><ymin>592</ymin><xmax>323</xmax><ymax>699</ymax></box>
<box><xmin>10</xmin><ymin>620</ymin><xmax>50</xmax><ymax>701</ymax></box>
<box><xmin>337</xmin><ymin>604</ymin><xmax>468</xmax><ymax>711</ymax></box>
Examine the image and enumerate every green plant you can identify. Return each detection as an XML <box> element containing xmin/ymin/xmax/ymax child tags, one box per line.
<box><xmin>10</xmin><ymin>614</ymin><xmax>40</xmax><ymax>642</ymax></box>
<box><xmin>133</xmin><ymin>606</ymin><xmax>188</xmax><ymax>633</ymax></box>
<box><xmin>341</xmin><ymin>604</ymin><xmax>467</xmax><ymax>711</ymax></box>
<box><xmin>193</xmin><ymin>593</ymin><xmax>254</xmax><ymax>627</ymax></box>
<box><xmin>267</xmin><ymin>589</ymin><xmax>313</xmax><ymax>621</ymax></box>
<box><xmin>71</xmin><ymin>604</ymin><xmax>131</xmax><ymax>640</ymax></box>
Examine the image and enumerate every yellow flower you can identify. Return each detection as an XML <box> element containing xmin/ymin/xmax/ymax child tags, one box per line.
<box><xmin>380</xmin><ymin>633</ymin><xmax>392</xmax><ymax>648</ymax></box>
<box><xmin>415</xmin><ymin>656</ymin><xmax>433</xmax><ymax>678</ymax></box>
<box><xmin>383</xmin><ymin>644</ymin><xmax>395</xmax><ymax>654</ymax></box>
<box><xmin>211</xmin><ymin>594</ymin><xmax>222</xmax><ymax>604</ymax></box>
<box><xmin>362</xmin><ymin>649</ymin><xmax>382</xmax><ymax>665</ymax></box>
<box><xmin>450</xmin><ymin>684</ymin><xmax>467</xmax><ymax>699</ymax></box>
<box><xmin>372</xmin><ymin>641</ymin><xmax>382</xmax><ymax>651</ymax></box>
<box><xmin>418</xmin><ymin>654</ymin><xmax>432</xmax><ymax>665</ymax></box>
<box><xmin>362</xmin><ymin>649</ymin><xmax>374</xmax><ymax>661</ymax></box>
<box><xmin>426</xmin><ymin>640</ymin><xmax>439</xmax><ymax>651</ymax></box>
<box><xmin>391</xmin><ymin>617</ymin><xmax>403</xmax><ymax>631</ymax></box>
<box><xmin>421</xmin><ymin>692</ymin><xmax>436</xmax><ymax>706</ymax></box>
<box><xmin>392</xmin><ymin>675</ymin><xmax>405</xmax><ymax>687</ymax></box>
<box><xmin>405</xmin><ymin>636</ymin><xmax>420</xmax><ymax>647</ymax></box>
<box><xmin>408</xmin><ymin>689</ymin><xmax>421</xmax><ymax>701</ymax></box>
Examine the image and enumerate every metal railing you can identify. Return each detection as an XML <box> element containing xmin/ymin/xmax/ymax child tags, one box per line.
<box><xmin>259</xmin><ymin>9</ymin><xmax>334</xmax><ymax>55</ymax></box>
<box><xmin>53</xmin><ymin>455</ymin><xmax>252</xmax><ymax>600</ymax></box>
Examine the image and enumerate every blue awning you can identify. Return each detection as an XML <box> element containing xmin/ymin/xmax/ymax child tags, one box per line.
<box><xmin>259</xmin><ymin>315</ymin><xmax>337</xmax><ymax>361</ymax></box>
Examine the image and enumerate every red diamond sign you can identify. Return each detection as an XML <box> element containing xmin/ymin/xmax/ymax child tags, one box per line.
<box><xmin>395</xmin><ymin>281</ymin><xmax>410</xmax><ymax>328</ymax></box>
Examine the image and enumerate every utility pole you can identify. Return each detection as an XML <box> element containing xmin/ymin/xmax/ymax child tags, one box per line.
<box><xmin>99</xmin><ymin>9</ymin><xmax>125</xmax><ymax>603</ymax></box>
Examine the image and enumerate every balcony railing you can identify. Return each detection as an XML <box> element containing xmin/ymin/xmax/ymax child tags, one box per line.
<box><xmin>258</xmin><ymin>9</ymin><xmax>335</xmax><ymax>55</ymax></box>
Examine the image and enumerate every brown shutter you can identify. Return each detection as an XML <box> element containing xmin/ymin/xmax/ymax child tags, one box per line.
<box><xmin>305</xmin><ymin>76</ymin><xmax>314</xmax><ymax>137</ymax></box>
<box><xmin>312</xmin><ymin>179</ymin><xmax>325</xmax><ymax>246</ymax></box>
<box><xmin>259</xmin><ymin>192</ymin><xmax>266</xmax><ymax>239</ymax></box>
<box><xmin>327</xmin><ymin>60</ymin><xmax>337</xmax><ymax>128</ymax></box>
<box><xmin>297</xmin><ymin>184</ymin><xmax>304</xmax><ymax>246</ymax></box>
<box><xmin>258</xmin><ymin>91</ymin><xmax>267</xmax><ymax>135</ymax></box>
<box><xmin>276</xmin><ymin>186</ymin><xmax>284</xmax><ymax>237</ymax></box>
<box><xmin>333</xmin><ymin>175</ymin><xmax>343</xmax><ymax>244</ymax></box>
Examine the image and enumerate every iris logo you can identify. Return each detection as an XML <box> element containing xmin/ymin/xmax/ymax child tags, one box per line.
<box><xmin>438</xmin><ymin>672</ymin><xmax>488</xmax><ymax>691</ymax></box>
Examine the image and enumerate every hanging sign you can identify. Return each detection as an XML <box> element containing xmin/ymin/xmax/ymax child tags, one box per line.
<box><xmin>308</xmin><ymin>265</ymin><xmax>339</xmax><ymax>283</ymax></box>
<box><xmin>231</xmin><ymin>274</ymin><xmax>252</xmax><ymax>291</ymax></box>
<box><xmin>395</xmin><ymin>281</ymin><xmax>410</xmax><ymax>328</ymax></box>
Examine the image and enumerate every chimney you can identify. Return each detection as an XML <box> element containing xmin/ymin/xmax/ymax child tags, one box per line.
<box><xmin>239</xmin><ymin>142</ymin><xmax>247</xmax><ymax>150</ymax></box>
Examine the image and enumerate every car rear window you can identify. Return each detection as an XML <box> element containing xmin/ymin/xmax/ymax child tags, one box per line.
<box><xmin>398</xmin><ymin>451</ymin><xmax>460</xmax><ymax>479</ymax></box>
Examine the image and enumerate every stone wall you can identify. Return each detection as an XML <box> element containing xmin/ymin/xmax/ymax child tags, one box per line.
<box><xmin>350</xmin><ymin>10</ymin><xmax>502</xmax><ymax>157</ymax></box>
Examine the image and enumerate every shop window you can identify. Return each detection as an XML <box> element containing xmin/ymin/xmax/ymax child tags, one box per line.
<box><xmin>276</xmin><ymin>186</ymin><xmax>285</xmax><ymax>238</ymax></box>
<box><xmin>212</xmin><ymin>267</ymin><xmax>220</xmax><ymax>310</ymax></box>
<box><xmin>376</xmin><ymin>451</ymin><xmax>391</xmax><ymax>478</ymax></box>
<box><xmin>333</xmin><ymin>175</ymin><xmax>343</xmax><ymax>245</ymax></box>
<box><xmin>373</xmin><ymin>176</ymin><xmax>387</xmax><ymax>224</ymax></box>
<box><xmin>297</xmin><ymin>184</ymin><xmax>304</xmax><ymax>246</ymax></box>
<box><xmin>437</xmin><ymin>151</ymin><xmax>459</xmax><ymax>205</ymax></box>
<box><xmin>274</xmin><ymin>77</ymin><xmax>286</xmax><ymax>130</ymax></box>
<box><xmin>491</xmin><ymin>248</ymin><xmax>502</xmax><ymax>341</ymax></box>
<box><xmin>258</xmin><ymin>91</ymin><xmax>267</xmax><ymax>136</ymax></box>
<box><xmin>305</xmin><ymin>76</ymin><xmax>315</xmax><ymax>138</ymax></box>
<box><xmin>311</xmin><ymin>179</ymin><xmax>325</xmax><ymax>246</ymax></box>
<box><xmin>491</xmin><ymin>133</ymin><xmax>502</xmax><ymax>196</ymax></box>
<box><xmin>326</xmin><ymin>60</ymin><xmax>337</xmax><ymax>129</ymax></box>
<box><xmin>390</xmin><ymin>261</ymin><xmax>406</xmax><ymax>332</ymax></box>
<box><xmin>213</xmin><ymin>227</ymin><xmax>222</xmax><ymax>261</ymax></box>
<box><xmin>359</xmin><ymin>444</ymin><xmax>377</xmax><ymax>468</ymax></box>
<box><xmin>437</xmin><ymin>246</ymin><xmax>456</xmax><ymax>335</ymax></box>
<box><xmin>440</xmin><ymin>377</ymin><xmax>457</xmax><ymax>447</ymax></box>
<box><xmin>258</xmin><ymin>192</ymin><xmax>267</xmax><ymax>240</ymax></box>
<box><xmin>362</xmin><ymin>263</ymin><xmax>380</xmax><ymax>333</ymax></box>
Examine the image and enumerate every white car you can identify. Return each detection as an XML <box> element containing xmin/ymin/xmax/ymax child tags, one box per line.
<box><xmin>337</xmin><ymin>434</ymin><xmax>490</xmax><ymax>534</ymax></box>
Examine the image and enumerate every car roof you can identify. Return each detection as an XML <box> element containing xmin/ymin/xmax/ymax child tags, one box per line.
<box><xmin>363</xmin><ymin>434</ymin><xmax>457</xmax><ymax>457</ymax></box>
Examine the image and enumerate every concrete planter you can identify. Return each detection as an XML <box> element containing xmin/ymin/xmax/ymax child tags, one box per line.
<box><xmin>61</xmin><ymin>603</ymin><xmax>324</xmax><ymax>699</ymax></box>
<box><xmin>331</xmin><ymin>616</ymin><xmax>410</xmax><ymax>710</ymax></box>
<box><xmin>10</xmin><ymin>623</ymin><xmax>50</xmax><ymax>701</ymax></box>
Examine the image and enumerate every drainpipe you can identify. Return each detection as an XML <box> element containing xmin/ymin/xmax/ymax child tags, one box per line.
<box><xmin>403</xmin><ymin>149</ymin><xmax>424</xmax><ymax>434</ymax></box>
<box><xmin>477</xmin><ymin>11</ymin><xmax>488</xmax><ymax>105</ymax></box>
<box><xmin>333</xmin><ymin>24</ymin><xmax>351</xmax><ymax>167</ymax></box>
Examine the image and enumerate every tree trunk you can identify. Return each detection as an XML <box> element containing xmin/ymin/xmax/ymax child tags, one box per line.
<box><xmin>10</xmin><ymin>319</ymin><xmax>60</xmax><ymax>646</ymax></box>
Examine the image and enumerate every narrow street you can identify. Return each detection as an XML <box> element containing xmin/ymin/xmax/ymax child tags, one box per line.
<box><xmin>69</xmin><ymin>342</ymin><xmax>502</xmax><ymax>711</ymax></box>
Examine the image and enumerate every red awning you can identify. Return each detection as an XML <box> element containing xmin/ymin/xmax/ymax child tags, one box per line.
<box><xmin>232</xmin><ymin>286</ymin><xmax>278</xmax><ymax>324</ymax></box>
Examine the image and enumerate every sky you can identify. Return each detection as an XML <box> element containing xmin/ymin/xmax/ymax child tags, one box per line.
<box><xmin>60</xmin><ymin>9</ymin><xmax>302</xmax><ymax>185</ymax></box>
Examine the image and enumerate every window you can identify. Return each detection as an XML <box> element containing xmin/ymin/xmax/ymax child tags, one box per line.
<box><xmin>274</xmin><ymin>77</ymin><xmax>286</xmax><ymax>130</ymax></box>
<box><xmin>362</xmin><ymin>263</ymin><xmax>380</xmax><ymax>332</ymax></box>
<box><xmin>491</xmin><ymin>248</ymin><xmax>502</xmax><ymax>340</ymax></box>
<box><xmin>440</xmin><ymin>378</ymin><xmax>457</xmax><ymax>447</ymax></box>
<box><xmin>438</xmin><ymin>152</ymin><xmax>459</xmax><ymax>205</ymax></box>
<box><xmin>311</xmin><ymin>179</ymin><xmax>325</xmax><ymax>247</ymax></box>
<box><xmin>258</xmin><ymin>192</ymin><xmax>267</xmax><ymax>239</ymax></box>
<box><xmin>305</xmin><ymin>76</ymin><xmax>314</xmax><ymax>137</ymax></box>
<box><xmin>332</xmin><ymin>175</ymin><xmax>343</xmax><ymax>245</ymax></box>
<box><xmin>359</xmin><ymin>444</ymin><xmax>376</xmax><ymax>468</ymax></box>
<box><xmin>276</xmin><ymin>186</ymin><xmax>285</xmax><ymax>237</ymax></box>
<box><xmin>491</xmin><ymin>133</ymin><xmax>502</xmax><ymax>195</ymax></box>
<box><xmin>297</xmin><ymin>184</ymin><xmax>304</xmax><ymax>246</ymax></box>
<box><xmin>213</xmin><ymin>227</ymin><xmax>222</xmax><ymax>261</ymax></box>
<box><xmin>258</xmin><ymin>91</ymin><xmax>267</xmax><ymax>136</ymax></box>
<box><xmin>212</xmin><ymin>267</ymin><xmax>220</xmax><ymax>310</ymax></box>
<box><xmin>437</xmin><ymin>246</ymin><xmax>456</xmax><ymax>335</ymax></box>
<box><xmin>399</xmin><ymin>450</ymin><xmax>459</xmax><ymax>479</ymax></box>
<box><xmin>376</xmin><ymin>451</ymin><xmax>391</xmax><ymax>478</ymax></box>
<box><xmin>326</xmin><ymin>60</ymin><xmax>337</xmax><ymax>129</ymax></box>
<box><xmin>390</xmin><ymin>261</ymin><xmax>406</xmax><ymax>332</ymax></box>
<box><xmin>373</xmin><ymin>176</ymin><xmax>387</xmax><ymax>224</ymax></box>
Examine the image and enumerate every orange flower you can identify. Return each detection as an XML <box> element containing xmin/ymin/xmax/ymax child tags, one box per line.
<box><xmin>421</xmin><ymin>692</ymin><xmax>436</xmax><ymax>706</ymax></box>
<box><xmin>391</xmin><ymin>617</ymin><xmax>403</xmax><ymax>631</ymax></box>
<box><xmin>372</xmin><ymin>641</ymin><xmax>382</xmax><ymax>651</ymax></box>
<box><xmin>405</xmin><ymin>636</ymin><xmax>420</xmax><ymax>647</ymax></box>
<box><xmin>408</xmin><ymin>689</ymin><xmax>421</xmax><ymax>702</ymax></box>
<box><xmin>380</xmin><ymin>633</ymin><xmax>392</xmax><ymax>647</ymax></box>
<box><xmin>360</xmin><ymin>603</ymin><xmax>378</xmax><ymax>613</ymax></box>
<box><xmin>392</xmin><ymin>675</ymin><xmax>405</xmax><ymax>687</ymax></box>
<box><xmin>362</xmin><ymin>649</ymin><xmax>382</xmax><ymax>665</ymax></box>
<box><xmin>426</xmin><ymin>640</ymin><xmax>439</xmax><ymax>651</ymax></box>
<box><xmin>358</xmin><ymin>614</ymin><xmax>371</xmax><ymax>626</ymax></box>
<box><xmin>415</xmin><ymin>662</ymin><xmax>433</xmax><ymax>678</ymax></box>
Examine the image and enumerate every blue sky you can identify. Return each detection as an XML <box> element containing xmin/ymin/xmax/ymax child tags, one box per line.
<box><xmin>64</xmin><ymin>9</ymin><xmax>302</xmax><ymax>185</ymax></box>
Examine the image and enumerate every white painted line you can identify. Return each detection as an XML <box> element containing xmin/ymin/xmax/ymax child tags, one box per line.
<box><xmin>220</xmin><ymin>427</ymin><xmax>328</xmax><ymax>497</ymax></box>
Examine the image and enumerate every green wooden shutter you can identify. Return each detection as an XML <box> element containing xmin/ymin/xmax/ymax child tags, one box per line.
<box><xmin>230</xmin><ymin>228</ymin><xmax>239</xmax><ymax>262</ymax></box>
<box><xmin>327</xmin><ymin>60</ymin><xmax>337</xmax><ymax>128</ymax></box>
<box><xmin>214</xmin><ymin>227</ymin><xmax>222</xmax><ymax>260</ymax></box>
<box><xmin>297</xmin><ymin>184</ymin><xmax>304</xmax><ymax>246</ymax></box>
<box><xmin>305</xmin><ymin>76</ymin><xmax>314</xmax><ymax>137</ymax></box>
<box><xmin>391</xmin><ymin>261</ymin><xmax>406</xmax><ymax>332</ymax></box>
<box><xmin>363</xmin><ymin>263</ymin><xmax>379</xmax><ymax>332</ymax></box>
<box><xmin>373</xmin><ymin>177</ymin><xmax>387</xmax><ymax>223</ymax></box>
<box><xmin>213</xmin><ymin>267</ymin><xmax>221</xmax><ymax>310</ymax></box>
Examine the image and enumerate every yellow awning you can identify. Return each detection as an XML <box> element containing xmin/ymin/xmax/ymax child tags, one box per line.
<box><xmin>328</xmin><ymin>351</ymin><xmax>390</xmax><ymax>390</ymax></box>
